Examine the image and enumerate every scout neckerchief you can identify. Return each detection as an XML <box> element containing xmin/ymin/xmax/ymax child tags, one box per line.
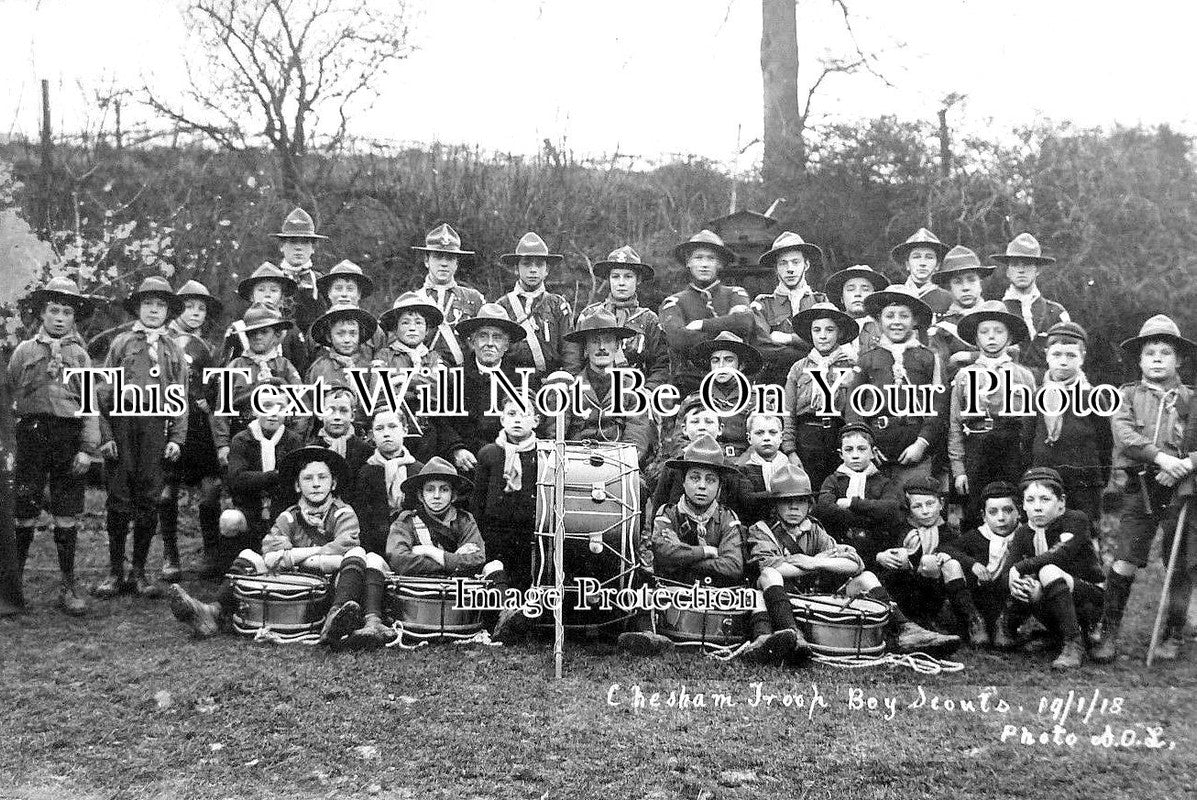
<box><xmin>688</xmin><ymin>279</ymin><xmax>722</xmax><ymax>316</ymax></box>
<box><xmin>1041</xmin><ymin>370</ymin><xmax>1090</xmax><ymax>444</ymax></box>
<box><xmin>245</xmin><ymin>345</ymin><xmax>283</xmax><ymax>382</ymax></box>
<box><xmin>792</xmin><ymin>346</ymin><xmax>850</xmax><ymax>415</ymax></box>
<box><xmin>772</xmin><ymin>517</ymin><xmax>813</xmax><ymax>555</ymax></box>
<box><xmin>876</xmin><ymin>336</ymin><xmax>921</xmax><ymax>385</ymax></box>
<box><xmin>419</xmin><ymin>276</ymin><xmax>464</xmax><ymax>365</ymax></box>
<box><xmin>248</xmin><ymin>419</ymin><xmax>285</xmax><ymax>520</ymax></box>
<box><xmin>131</xmin><ymin>321</ymin><xmax>165</xmax><ymax>365</ymax></box>
<box><xmin>1139</xmin><ymin>377</ymin><xmax>1184</xmax><ymax>447</ymax></box>
<box><xmin>414</xmin><ymin>506</ymin><xmax>458</xmax><ymax>550</ymax></box>
<box><xmin>495</xmin><ymin>429</ymin><xmax>536</xmax><ymax>492</ymax></box>
<box><xmin>775</xmin><ymin>280</ymin><xmax>815</xmax><ymax>319</ymax></box>
<box><xmin>901</xmin><ymin>277</ymin><xmax>937</xmax><ymax>298</ymax></box>
<box><xmin>298</xmin><ymin>495</ymin><xmax>334</xmax><ymax>530</ymax></box>
<box><xmin>33</xmin><ymin>327</ymin><xmax>73</xmax><ymax>379</ymax></box>
<box><xmin>367</xmin><ymin>448</ymin><xmax>415</xmax><ymax>509</ymax></box>
<box><xmin>388</xmin><ymin>338</ymin><xmax>431</xmax><ymax>368</ymax></box>
<box><xmin>168</xmin><ymin>318</ymin><xmax>202</xmax><ymax>367</ymax></box>
<box><xmin>903</xmin><ymin>517</ymin><xmax>944</xmax><ymax>556</ymax></box>
<box><xmin>318</xmin><ymin>427</ymin><xmax>353</xmax><ymax>457</ymax></box>
<box><xmin>978</xmin><ymin>524</ymin><xmax>1012</xmax><ymax>575</ymax></box>
<box><xmin>1002</xmin><ymin>284</ymin><xmax>1042</xmax><ymax>338</ymax></box>
<box><xmin>1026</xmin><ymin>523</ymin><xmax>1049</xmax><ymax>557</ymax></box>
<box><xmin>506</xmin><ymin>283</ymin><xmax>549</xmax><ymax>370</ymax></box>
<box><xmin>676</xmin><ymin>496</ymin><xmax>718</xmax><ymax>545</ymax></box>
<box><xmin>326</xmin><ymin>349</ymin><xmax>361</xmax><ymax>384</ymax></box>
<box><xmin>280</xmin><ymin>261</ymin><xmax>320</xmax><ymax>301</ymax></box>
<box><xmin>747</xmin><ymin>450</ymin><xmax>789</xmax><ymax>491</ymax></box>
<box><xmin>836</xmin><ymin>462</ymin><xmax>878</xmax><ymax>500</ymax></box>
<box><xmin>604</xmin><ymin>295</ymin><xmax>640</xmax><ymax>326</ymax></box>
<box><xmin>971</xmin><ymin>352</ymin><xmax>1014</xmax><ymax>415</ymax></box>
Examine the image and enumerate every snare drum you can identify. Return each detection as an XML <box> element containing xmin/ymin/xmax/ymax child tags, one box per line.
<box><xmin>533</xmin><ymin>441</ymin><xmax>642</xmax><ymax>628</ymax></box>
<box><xmin>789</xmin><ymin>594</ymin><xmax>891</xmax><ymax>656</ymax></box>
<box><xmin>656</xmin><ymin>585</ymin><xmax>749</xmax><ymax>648</ymax></box>
<box><xmin>230</xmin><ymin>572</ymin><xmax>331</xmax><ymax>638</ymax></box>
<box><xmin>385</xmin><ymin>576</ymin><xmax>486</xmax><ymax>640</ymax></box>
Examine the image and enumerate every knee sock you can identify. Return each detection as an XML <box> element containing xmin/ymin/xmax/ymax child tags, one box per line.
<box><xmin>749</xmin><ymin>611</ymin><xmax>772</xmax><ymax>639</ymax></box>
<box><xmin>158</xmin><ymin>487</ymin><xmax>178</xmax><ymax>552</ymax></box>
<box><xmin>106</xmin><ymin>510</ymin><xmax>128</xmax><ymax>575</ymax></box>
<box><xmin>945</xmin><ymin>577</ymin><xmax>979</xmax><ymax>624</ymax></box>
<box><xmin>867</xmin><ymin>586</ymin><xmax>909</xmax><ymax>626</ymax></box>
<box><xmin>52</xmin><ymin>527</ymin><xmax>78</xmax><ymax>578</ymax></box>
<box><xmin>15</xmin><ymin>526</ymin><xmax>36</xmax><ymax>575</ymax></box>
<box><xmin>763</xmin><ymin>585</ymin><xmax>798</xmax><ymax>632</ymax></box>
<box><xmin>363</xmin><ymin>567</ymin><xmax>387</xmax><ymax>618</ymax></box>
<box><xmin>131</xmin><ymin>516</ymin><xmax>157</xmax><ymax>570</ymax></box>
<box><xmin>333</xmin><ymin>555</ymin><xmax>366</xmax><ymax>607</ymax></box>
<box><xmin>197</xmin><ymin>485</ymin><xmax>222</xmax><ymax>554</ymax></box>
<box><xmin>1041</xmin><ymin>579</ymin><xmax>1081</xmax><ymax>641</ymax></box>
<box><xmin>1102</xmin><ymin>571</ymin><xmax>1134</xmax><ymax>627</ymax></box>
<box><xmin>1166</xmin><ymin>569</ymin><xmax>1193</xmax><ymax>630</ymax></box>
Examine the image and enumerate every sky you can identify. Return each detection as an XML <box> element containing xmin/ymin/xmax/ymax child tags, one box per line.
<box><xmin>3</xmin><ymin>0</ymin><xmax>1197</xmax><ymax>168</ymax></box>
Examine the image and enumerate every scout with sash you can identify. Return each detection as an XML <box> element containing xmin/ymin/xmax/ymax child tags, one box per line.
<box><xmin>410</xmin><ymin>223</ymin><xmax>486</xmax><ymax>367</ymax></box>
<box><xmin>496</xmin><ymin>232</ymin><xmax>578</xmax><ymax>375</ymax></box>
<box><xmin>273</xmin><ymin>207</ymin><xmax>327</xmax><ymax>338</ymax></box>
<box><xmin>750</xmin><ymin>231</ymin><xmax>827</xmax><ymax>386</ymax></box>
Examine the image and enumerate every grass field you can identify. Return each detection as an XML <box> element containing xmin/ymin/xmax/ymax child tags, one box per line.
<box><xmin>1</xmin><ymin>490</ymin><xmax>1195</xmax><ymax>800</ymax></box>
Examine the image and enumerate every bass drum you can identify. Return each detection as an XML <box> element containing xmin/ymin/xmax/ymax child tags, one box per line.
<box><xmin>229</xmin><ymin>572</ymin><xmax>331</xmax><ymax>639</ymax></box>
<box><xmin>532</xmin><ymin>441</ymin><xmax>641</xmax><ymax>629</ymax></box>
<box><xmin>385</xmin><ymin>576</ymin><xmax>486</xmax><ymax>641</ymax></box>
<box><xmin>789</xmin><ymin>593</ymin><xmax>890</xmax><ymax>656</ymax></box>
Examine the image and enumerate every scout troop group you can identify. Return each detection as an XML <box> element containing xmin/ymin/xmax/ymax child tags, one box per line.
<box><xmin>9</xmin><ymin>207</ymin><xmax>1196</xmax><ymax>671</ymax></box>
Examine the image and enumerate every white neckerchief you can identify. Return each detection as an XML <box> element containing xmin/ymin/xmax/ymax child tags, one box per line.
<box><xmin>805</xmin><ymin>346</ymin><xmax>846</xmax><ymax>372</ymax></box>
<box><xmin>506</xmin><ymin>284</ymin><xmax>549</xmax><ymax>369</ymax></box>
<box><xmin>33</xmin><ymin>327</ymin><xmax>71</xmax><ymax>379</ymax></box>
<box><xmin>367</xmin><ymin>448</ymin><xmax>415</xmax><ymax>509</ymax></box>
<box><xmin>1028</xmin><ymin>524</ymin><xmax>1049</xmax><ymax>556</ymax></box>
<box><xmin>978</xmin><ymin>524</ymin><xmax>1011</xmax><ymax>574</ymax></box>
<box><xmin>775</xmin><ymin>280</ymin><xmax>814</xmax><ymax>318</ymax></box>
<box><xmin>836</xmin><ymin>462</ymin><xmax>878</xmax><ymax>500</ymax></box>
<box><xmin>901</xmin><ymin>277</ymin><xmax>936</xmax><ymax>298</ymax></box>
<box><xmin>421</xmin><ymin>276</ymin><xmax>459</xmax><ymax>310</ymax></box>
<box><xmin>748</xmin><ymin>450</ymin><xmax>789</xmax><ymax>491</ymax></box>
<box><xmin>904</xmin><ymin>519</ymin><xmax>943</xmax><ymax>555</ymax></box>
<box><xmin>298</xmin><ymin>496</ymin><xmax>333</xmax><ymax>529</ymax></box>
<box><xmin>248</xmin><ymin>419</ymin><xmax>284</xmax><ymax>472</ymax></box>
<box><xmin>131</xmin><ymin>321</ymin><xmax>165</xmax><ymax>365</ymax></box>
<box><xmin>1002</xmin><ymin>285</ymin><xmax>1042</xmax><ymax>338</ymax></box>
<box><xmin>876</xmin><ymin>337</ymin><xmax>920</xmax><ymax>384</ymax></box>
<box><xmin>975</xmin><ymin>353</ymin><xmax>1012</xmax><ymax>370</ymax></box>
<box><xmin>246</xmin><ymin>345</ymin><xmax>283</xmax><ymax>382</ymax></box>
<box><xmin>495</xmin><ymin>429</ymin><xmax>537</xmax><ymax>492</ymax></box>
<box><xmin>319</xmin><ymin>429</ymin><xmax>352</xmax><ymax>457</ymax></box>
<box><xmin>1042</xmin><ymin>370</ymin><xmax>1090</xmax><ymax>444</ymax></box>
<box><xmin>677</xmin><ymin>495</ymin><xmax>718</xmax><ymax>528</ymax></box>
<box><xmin>390</xmin><ymin>339</ymin><xmax>431</xmax><ymax>365</ymax></box>
<box><xmin>688</xmin><ymin>280</ymin><xmax>722</xmax><ymax>316</ymax></box>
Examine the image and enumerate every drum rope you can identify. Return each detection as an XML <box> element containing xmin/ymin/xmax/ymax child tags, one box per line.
<box><xmin>810</xmin><ymin>651</ymin><xmax>965</xmax><ymax>674</ymax></box>
<box><xmin>232</xmin><ymin>621</ymin><xmax>321</xmax><ymax>645</ymax></box>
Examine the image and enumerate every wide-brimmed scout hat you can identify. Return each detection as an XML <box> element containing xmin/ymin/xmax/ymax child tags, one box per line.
<box><xmin>930</xmin><ymin>246</ymin><xmax>995</xmax><ymax>286</ymax></box>
<box><xmin>766</xmin><ymin>464</ymin><xmax>814</xmax><ymax>500</ymax></box>
<box><xmin>673</xmin><ymin>229</ymin><xmax>734</xmax><ymax>266</ymax></box>
<box><xmin>316</xmin><ymin>260</ymin><xmax>375</xmax><ymax>299</ymax></box>
<box><xmin>862</xmin><ymin>289</ymin><xmax>934</xmax><ymax>330</ymax></box>
<box><xmin>990</xmin><ymin>233</ymin><xmax>1056</xmax><ymax>265</ymax></box>
<box><xmin>401</xmin><ymin>456</ymin><xmax>470</xmax><ymax>497</ymax></box>
<box><xmin>823</xmin><ymin>265</ymin><xmax>888</xmax><ymax>304</ymax></box>
<box><xmin>173</xmin><ymin>279</ymin><xmax>223</xmax><ymax>316</ymax></box>
<box><xmin>758</xmin><ymin>231</ymin><xmax>823</xmax><ymax>271</ymax></box>
<box><xmin>379</xmin><ymin>291</ymin><xmax>445</xmax><ymax>331</ymax></box>
<box><xmin>594</xmin><ymin>245</ymin><xmax>655</xmax><ymax>282</ymax></box>
<box><xmin>28</xmin><ymin>276</ymin><xmax>95</xmax><ymax>319</ymax></box>
<box><xmin>309</xmin><ymin>303</ymin><xmax>378</xmax><ymax>348</ymax></box>
<box><xmin>279</xmin><ymin>445</ymin><xmax>348</xmax><ymax>489</ymax></box>
<box><xmin>1120</xmin><ymin>314</ymin><xmax>1197</xmax><ymax>358</ymax></box>
<box><xmin>238</xmin><ymin>303</ymin><xmax>291</xmax><ymax>335</ymax></box>
<box><xmin>791</xmin><ymin>301</ymin><xmax>860</xmax><ymax>345</ymax></box>
<box><xmin>957</xmin><ymin>300</ymin><xmax>1030</xmax><ymax>346</ymax></box>
<box><xmin>123</xmin><ymin>276</ymin><xmax>182</xmax><ymax>316</ymax></box>
<box><xmin>1045</xmin><ymin>320</ymin><xmax>1089</xmax><ymax>346</ymax></box>
<box><xmin>499</xmin><ymin>232</ymin><xmax>563</xmax><ymax>267</ymax></box>
<box><xmin>665</xmin><ymin>434</ymin><xmax>738</xmax><ymax>475</ymax></box>
<box><xmin>691</xmin><ymin>331</ymin><xmax>763</xmax><ymax>375</ymax></box>
<box><xmin>273</xmin><ymin>207</ymin><xmax>328</xmax><ymax>241</ymax></box>
<box><xmin>564</xmin><ymin>307</ymin><xmax>635</xmax><ymax>345</ymax></box>
<box><xmin>890</xmin><ymin>227</ymin><xmax>951</xmax><ymax>265</ymax></box>
<box><xmin>455</xmin><ymin>302</ymin><xmax>526</xmax><ymax>342</ymax></box>
<box><xmin>237</xmin><ymin>262</ymin><xmax>298</xmax><ymax>301</ymax></box>
<box><xmin>411</xmin><ymin>223</ymin><xmax>475</xmax><ymax>256</ymax></box>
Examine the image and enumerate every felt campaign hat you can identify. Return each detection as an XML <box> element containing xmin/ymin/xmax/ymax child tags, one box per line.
<box><xmin>691</xmin><ymin>331</ymin><xmax>763</xmax><ymax>375</ymax></box>
<box><xmin>309</xmin><ymin>303</ymin><xmax>378</xmax><ymax>348</ymax></box>
<box><xmin>401</xmin><ymin>456</ymin><xmax>470</xmax><ymax>497</ymax></box>
<box><xmin>957</xmin><ymin>300</ymin><xmax>1030</xmax><ymax>346</ymax></box>
<box><xmin>411</xmin><ymin>223</ymin><xmax>475</xmax><ymax>256</ymax></box>
<box><xmin>1045</xmin><ymin>320</ymin><xmax>1089</xmax><ymax>346</ymax></box>
<box><xmin>766</xmin><ymin>464</ymin><xmax>814</xmax><ymax>500</ymax></box>
<box><xmin>564</xmin><ymin>307</ymin><xmax>635</xmax><ymax>345</ymax></box>
<box><xmin>499</xmin><ymin>232</ymin><xmax>563</xmax><ymax>267</ymax></box>
<box><xmin>237</xmin><ymin>262</ymin><xmax>298</xmax><ymax>301</ymax></box>
<box><xmin>28</xmin><ymin>276</ymin><xmax>95</xmax><ymax>319</ymax></box>
<box><xmin>791</xmin><ymin>301</ymin><xmax>860</xmax><ymax>345</ymax></box>
<box><xmin>673</xmin><ymin>229</ymin><xmax>735</xmax><ymax>267</ymax></box>
<box><xmin>665</xmin><ymin>434</ymin><xmax>738</xmax><ymax>475</ymax></box>
<box><xmin>930</xmin><ymin>246</ymin><xmax>995</xmax><ymax>286</ymax></box>
<box><xmin>862</xmin><ymin>289</ymin><xmax>934</xmax><ymax>330</ymax></box>
<box><xmin>594</xmin><ymin>245</ymin><xmax>655</xmax><ymax>282</ymax></box>
<box><xmin>454</xmin><ymin>302</ymin><xmax>526</xmax><ymax>342</ymax></box>
<box><xmin>238</xmin><ymin>303</ymin><xmax>291</xmax><ymax>335</ymax></box>
<box><xmin>823</xmin><ymin>265</ymin><xmax>888</xmax><ymax>304</ymax></box>
<box><xmin>273</xmin><ymin>207</ymin><xmax>328</xmax><ymax>240</ymax></box>
<box><xmin>890</xmin><ymin>227</ymin><xmax>951</xmax><ymax>264</ymax></box>
<box><xmin>173</xmin><ymin>279</ymin><xmax>223</xmax><ymax>316</ymax></box>
<box><xmin>279</xmin><ymin>445</ymin><xmax>348</xmax><ymax>489</ymax></box>
<box><xmin>990</xmin><ymin>233</ymin><xmax>1056</xmax><ymax>265</ymax></box>
<box><xmin>758</xmin><ymin>231</ymin><xmax>824</xmax><ymax>271</ymax></box>
<box><xmin>123</xmin><ymin>276</ymin><xmax>183</xmax><ymax>316</ymax></box>
<box><xmin>1119</xmin><ymin>314</ymin><xmax>1197</xmax><ymax>358</ymax></box>
<box><xmin>316</xmin><ymin>260</ymin><xmax>375</xmax><ymax>299</ymax></box>
<box><xmin>379</xmin><ymin>291</ymin><xmax>445</xmax><ymax>332</ymax></box>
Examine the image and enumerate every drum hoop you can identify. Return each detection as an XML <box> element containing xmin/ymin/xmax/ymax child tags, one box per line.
<box><xmin>231</xmin><ymin>573</ymin><xmax>328</xmax><ymax>601</ymax></box>
<box><xmin>790</xmin><ymin>594</ymin><xmax>889</xmax><ymax>625</ymax></box>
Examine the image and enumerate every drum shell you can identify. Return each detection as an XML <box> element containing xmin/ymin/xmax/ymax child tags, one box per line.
<box><xmin>230</xmin><ymin>573</ymin><xmax>331</xmax><ymax>635</ymax></box>
<box><xmin>385</xmin><ymin>578</ymin><xmax>485</xmax><ymax>637</ymax></box>
<box><xmin>656</xmin><ymin>587</ymin><xmax>749</xmax><ymax>647</ymax></box>
<box><xmin>789</xmin><ymin>594</ymin><xmax>890</xmax><ymax>655</ymax></box>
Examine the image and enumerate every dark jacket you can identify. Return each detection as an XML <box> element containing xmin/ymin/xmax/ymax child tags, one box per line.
<box><xmin>815</xmin><ymin>469</ymin><xmax>904</xmax><ymax>568</ymax></box>
<box><xmin>1007</xmin><ymin>509</ymin><xmax>1103</xmax><ymax>584</ymax></box>
<box><xmin>226</xmin><ymin>426</ymin><xmax>305</xmax><ymax>533</ymax></box>
<box><xmin>471</xmin><ymin>443</ymin><xmax>538</xmax><ymax>531</ymax></box>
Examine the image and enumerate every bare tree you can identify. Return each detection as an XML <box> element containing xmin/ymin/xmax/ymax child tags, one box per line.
<box><xmin>761</xmin><ymin>0</ymin><xmax>895</xmax><ymax>197</ymax></box>
<box><xmin>145</xmin><ymin>0</ymin><xmax>413</xmax><ymax>202</ymax></box>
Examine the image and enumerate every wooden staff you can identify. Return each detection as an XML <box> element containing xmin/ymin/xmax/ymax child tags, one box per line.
<box><xmin>1147</xmin><ymin>496</ymin><xmax>1190</xmax><ymax>666</ymax></box>
<box><xmin>553</xmin><ymin>410</ymin><xmax>566</xmax><ymax>679</ymax></box>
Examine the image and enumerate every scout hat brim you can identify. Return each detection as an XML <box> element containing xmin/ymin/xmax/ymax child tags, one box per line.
<box><xmin>758</xmin><ymin>242</ymin><xmax>824</xmax><ymax>271</ymax></box>
<box><xmin>274</xmin><ymin>231</ymin><xmax>328</xmax><ymax>241</ymax></box>
<box><xmin>823</xmin><ymin>267</ymin><xmax>888</xmax><ymax>302</ymax></box>
<box><xmin>790</xmin><ymin>306</ymin><xmax>860</xmax><ymax>344</ymax></box>
<box><xmin>174</xmin><ymin>290</ymin><xmax>223</xmax><ymax>316</ymax></box>
<box><xmin>412</xmin><ymin>244</ymin><xmax>475</xmax><ymax>256</ymax></box>
<box><xmin>499</xmin><ymin>252</ymin><xmax>564</xmax><ymax>267</ymax></box>
<box><xmin>673</xmin><ymin>240</ymin><xmax>735</xmax><ymax>267</ymax></box>
<box><xmin>237</xmin><ymin>273</ymin><xmax>298</xmax><ymax>301</ymax></box>
<box><xmin>29</xmin><ymin>288</ymin><xmax>95</xmax><ymax>320</ymax></box>
<box><xmin>279</xmin><ymin>446</ymin><xmax>348</xmax><ymax>489</ymax></box>
<box><xmin>455</xmin><ymin>315</ymin><xmax>526</xmax><ymax>343</ymax></box>
<box><xmin>891</xmin><ymin>239</ymin><xmax>951</xmax><ymax>264</ymax></box>
<box><xmin>309</xmin><ymin>307</ymin><xmax>378</xmax><ymax>348</ymax></box>
<box><xmin>1120</xmin><ymin>332</ymin><xmax>1197</xmax><ymax>357</ymax></box>
<box><xmin>379</xmin><ymin>301</ymin><xmax>444</xmax><ymax>332</ymax></box>
<box><xmin>690</xmin><ymin>337</ymin><xmax>763</xmax><ymax>375</ymax></box>
<box><xmin>123</xmin><ymin>290</ymin><xmax>183</xmax><ymax>317</ymax></box>
<box><xmin>400</xmin><ymin>469</ymin><xmax>470</xmax><ymax>497</ymax></box>
<box><xmin>240</xmin><ymin>315</ymin><xmax>292</xmax><ymax>335</ymax></box>
<box><xmin>563</xmin><ymin>322</ymin><xmax>636</xmax><ymax>345</ymax></box>
<box><xmin>664</xmin><ymin>455</ymin><xmax>738</xmax><ymax>476</ymax></box>
<box><xmin>990</xmin><ymin>252</ymin><xmax>1056</xmax><ymax>265</ymax></box>
<box><xmin>862</xmin><ymin>290</ymin><xmax>934</xmax><ymax>330</ymax></box>
<box><xmin>957</xmin><ymin>308</ymin><xmax>1030</xmax><ymax>346</ymax></box>
<box><xmin>930</xmin><ymin>264</ymin><xmax>995</xmax><ymax>286</ymax></box>
<box><xmin>316</xmin><ymin>271</ymin><xmax>375</xmax><ymax>299</ymax></box>
<box><xmin>594</xmin><ymin>259</ymin><xmax>655</xmax><ymax>282</ymax></box>
<box><xmin>767</xmin><ymin>486</ymin><xmax>814</xmax><ymax>501</ymax></box>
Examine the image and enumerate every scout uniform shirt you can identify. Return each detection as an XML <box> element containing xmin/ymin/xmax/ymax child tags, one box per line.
<box><xmin>497</xmin><ymin>284</ymin><xmax>577</xmax><ymax>374</ymax></box>
<box><xmin>413</xmin><ymin>279</ymin><xmax>487</xmax><ymax>367</ymax></box>
<box><xmin>561</xmin><ymin>367</ymin><xmax>655</xmax><ymax>465</ymax></box>
<box><xmin>1111</xmin><ymin>377</ymin><xmax>1194</xmax><ymax>471</ymax></box>
<box><xmin>814</xmin><ymin>466</ymin><xmax>904</xmax><ymax>568</ymax></box>
<box><xmin>212</xmin><ymin>351</ymin><xmax>304</xmax><ymax>450</ymax></box>
<box><xmin>649</xmin><ymin>497</ymin><xmax>745</xmax><ymax>587</ymax></box>
<box><xmin>575</xmin><ymin>298</ymin><xmax>668</xmax><ymax>389</ymax></box>
<box><xmin>780</xmin><ymin>346</ymin><xmax>855</xmax><ymax>455</ymax></box>
<box><xmin>947</xmin><ymin>354</ymin><xmax>1036</xmax><ymax>482</ymax></box>
<box><xmin>1002</xmin><ymin>289</ymin><xmax>1070</xmax><ymax>377</ymax></box>
<box><xmin>387</xmin><ymin>506</ymin><xmax>486</xmax><ymax>577</ymax></box>
<box><xmin>659</xmin><ymin>281</ymin><xmax>754</xmax><ymax>392</ymax></box>
<box><xmin>746</xmin><ymin>517</ymin><xmax>864</xmax><ymax>585</ymax></box>
<box><xmin>6</xmin><ymin>329</ymin><xmax>101</xmax><ymax>455</ymax></box>
<box><xmin>99</xmin><ymin>324</ymin><xmax>189</xmax><ymax>447</ymax></box>
<box><xmin>261</xmin><ymin>497</ymin><xmax>360</xmax><ymax>555</ymax></box>
<box><xmin>845</xmin><ymin>339</ymin><xmax>944</xmax><ymax>464</ymax></box>
<box><xmin>750</xmin><ymin>282</ymin><xmax>826</xmax><ymax>383</ymax></box>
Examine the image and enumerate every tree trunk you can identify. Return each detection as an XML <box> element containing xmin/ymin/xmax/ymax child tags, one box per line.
<box><xmin>277</xmin><ymin>145</ymin><xmax>305</xmax><ymax>204</ymax></box>
<box><xmin>761</xmin><ymin>0</ymin><xmax>804</xmax><ymax>197</ymax></box>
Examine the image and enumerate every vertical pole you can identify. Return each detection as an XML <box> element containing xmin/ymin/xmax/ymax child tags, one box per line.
<box><xmin>40</xmin><ymin>79</ymin><xmax>53</xmax><ymax>236</ymax></box>
<box><xmin>115</xmin><ymin>98</ymin><xmax>123</xmax><ymax>152</ymax></box>
<box><xmin>938</xmin><ymin>106</ymin><xmax>951</xmax><ymax>179</ymax></box>
<box><xmin>1147</xmin><ymin>499</ymin><xmax>1189</xmax><ymax>666</ymax></box>
<box><xmin>553</xmin><ymin>412</ymin><xmax>566</xmax><ymax>679</ymax></box>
